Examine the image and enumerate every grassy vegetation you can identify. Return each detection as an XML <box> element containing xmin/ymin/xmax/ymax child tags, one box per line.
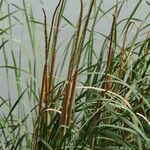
<box><xmin>0</xmin><ymin>0</ymin><xmax>150</xmax><ymax>149</ymax></box>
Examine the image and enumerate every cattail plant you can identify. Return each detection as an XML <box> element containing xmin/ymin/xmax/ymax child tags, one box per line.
<box><xmin>0</xmin><ymin>0</ymin><xmax>150</xmax><ymax>149</ymax></box>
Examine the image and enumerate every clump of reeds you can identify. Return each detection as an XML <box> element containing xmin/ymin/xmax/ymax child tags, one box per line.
<box><xmin>32</xmin><ymin>0</ymin><xmax>65</xmax><ymax>148</ymax></box>
<box><xmin>1</xmin><ymin>0</ymin><xmax>150</xmax><ymax>149</ymax></box>
<box><xmin>32</xmin><ymin>0</ymin><xmax>95</xmax><ymax>149</ymax></box>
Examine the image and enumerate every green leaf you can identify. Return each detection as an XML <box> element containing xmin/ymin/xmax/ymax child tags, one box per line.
<box><xmin>0</xmin><ymin>10</ymin><xmax>18</xmax><ymax>22</ymax></box>
<box><xmin>6</xmin><ymin>88</ymin><xmax>28</xmax><ymax>119</ymax></box>
<box><xmin>40</xmin><ymin>138</ymin><xmax>53</xmax><ymax>150</ymax></box>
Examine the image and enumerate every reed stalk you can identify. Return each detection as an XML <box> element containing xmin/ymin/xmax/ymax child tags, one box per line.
<box><xmin>59</xmin><ymin>0</ymin><xmax>95</xmax><ymax>140</ymax></box>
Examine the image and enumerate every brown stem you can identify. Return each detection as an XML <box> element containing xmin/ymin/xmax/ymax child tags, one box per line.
<box><xmin>59</xmin><ymin>81</ymin><xmax>73</xmax><ymax>138</ymax></box>
<box><xmin>67</xmin><ymin>70</ymin><xmax>78</xmax><ymax>126</ymax></box>
<box><xmin>48</xmin><ymin>53</ymin><xmax>56</xmax><ymax>105</ymax></box>
<box><xmin>91</xmin><ymin>3</ymin><xmax>118</xmax><ymax>148</ymax></box>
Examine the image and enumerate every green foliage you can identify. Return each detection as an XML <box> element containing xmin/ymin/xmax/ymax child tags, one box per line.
<box><xmin>0</xmin><ymin>0</ymin><xmax>150</xmax><ymax>149</ymax></box>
